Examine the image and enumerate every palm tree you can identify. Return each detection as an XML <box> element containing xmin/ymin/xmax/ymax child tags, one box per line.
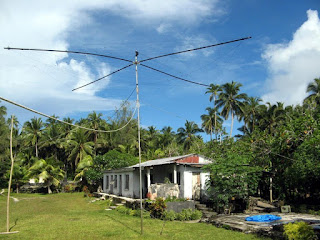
<box><xmin>23</xmin><ymin>117</ymin><xmax>44</xmax><ymax>158</ymax></box>
<box><xmin>65</xmin><ymin>128</ymin><xmax>94</xmax><ymax>172</ymax></box>
<box><xmin>206</xmin><ymin>84</ymin><xmax>221</xmax><ymax>135</ymax></box>
<box><xmin>201</xmin><ymin>107</ymin><xmax>223</xmax><ymax>141</ymax></box>
<box><xmin>40</xmin><ymin>123</ymin><xmax>63</xmax><ymax>162</ymax></box>
<box><xmin>242</xmin><ymin>97</ymin><xmax>262</xmax><ymax>133</ymax></box>
<box><xmin>74</xmin><ymin>155</ymin><xmax>93</xmax><ymax>181</ymax></box>
<box><xmin>159</xmin><ymin>126</ymin><xmax>175</xmax><ymax>149</ymax></box>
<box><xmin>216</xmin><ymin>81</ymin><xmax>248</xmax><ymax>137</ymax></box>
<box><xmin>87</xmin><ymin>111</ymin><xmax>105</xmax><ymax>155</ymax></box>
<box><xmin>258</xmin><ymin>102</ymin><xmax>286</xmax><ymax>134</ymax></box>
<box><xmin>305</xmin><ymin>78</ymin><xmax>320</xmax><ymax>105</ymax></box>
<box><xmin>27</xmin><ymin>158</ymin><xmax>65</xmax><ymax>194</ymax></box>
<box><xmin>177</xmin><ymin>120</ymin><xmax>203</xmax><ymax>150</ymax></box>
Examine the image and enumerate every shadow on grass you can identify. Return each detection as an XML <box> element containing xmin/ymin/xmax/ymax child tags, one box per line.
<box><xmin>104</xmin><ymin>213</ymin><xmax>140</xmax><ymax>235</ymax></box>
<box><xmin>9</xmin><ymin>218</ymin><xmax>18</xmax><ymax>232</ymax></box>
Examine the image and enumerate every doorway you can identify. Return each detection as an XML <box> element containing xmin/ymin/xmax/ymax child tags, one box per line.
<box><xmin>192</xmin><ymin>172</ymin><xmax>200</xmax><ymax>200</ymax></box>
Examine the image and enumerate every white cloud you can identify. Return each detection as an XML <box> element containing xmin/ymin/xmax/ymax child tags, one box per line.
<box><xmin>262</xmin><ymin>10</ymin><xmax>320</xmax><ymax>105</ymax></box>
<box><xmin>0</xmin><ymin>0</ymin><xmax>223</xmax><ymax>123</ymax></box>
<box><xmin>156</xmin><ymin>23</ymin><xmax>172</xmax><ymax>34</ymax></box>
<box><xmin>174</xmin><ymin>35</ymin><xmax>216</xmax><ymax>58</ymax></box>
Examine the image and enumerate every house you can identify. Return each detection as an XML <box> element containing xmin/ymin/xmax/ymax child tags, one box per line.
<box><xmin>102</xmin><ymin>154</ymin><xmax>211</xmax><ymax>201</ymax></box>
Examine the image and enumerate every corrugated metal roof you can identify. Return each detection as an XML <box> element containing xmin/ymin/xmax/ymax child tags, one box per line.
<box><xmin>129</xmin><ymin>154</ymin><xmax>209</xmax><ymax>168</ymax></box>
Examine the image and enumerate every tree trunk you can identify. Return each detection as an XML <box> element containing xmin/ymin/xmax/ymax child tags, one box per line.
<box><xmin>48</xmin><ymin>185</ymin><xmax>52</xmax><ymax>194</ymax></box>
<box><xmin>16</xmin><ymin>184</ymin><xmax>19</xmax><ymax>194</ymax></box>
<box><xmin>230</xmin><ymin>111</ymin><xmax>234</xmax><ymax>137</ymax></box>
<box><xmin>269</xmin><ymin>176</ymin><xmax>273</xmax><ymax>203</ymax></box>
<box><xmin>269</xmin><ymin>161</ymin><xmax>273</xmax><ymax>203</ymax></box>
<box><xmin>214</xmin><ymin>96</ymin><xmax>217</xmax><ymax>140</ymax></box>
<box><xmin>35</xmin><ymin>140</ymin><xmax>38</xmax><ymax>158</ymax></box>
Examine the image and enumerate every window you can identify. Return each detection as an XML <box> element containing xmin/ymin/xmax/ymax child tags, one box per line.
<box><xmin>125</xmin><ymin>174</ymin><xmax>129</xmax><ymax>190</ymax></box>
<box><xmin>114</xmin><ymin>175</ymin><xmax>117</xmax><ymax>188</ymax></box>
<box><xmin>177</xmin><ymin>172</ymin><xmax>181</xmax><ymax>185</ymax></box>
<box><xmin>106</xmin><ymin>176</ymin><xmax>109</xmax><ymax>189</ymax></box>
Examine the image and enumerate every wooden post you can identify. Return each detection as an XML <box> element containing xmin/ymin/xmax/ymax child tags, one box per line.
<box><xmin>7</xmin><ymin>116</ymin><xmax>14</xmax><ymax>232</ymax></box>
<box><xmin>1</xmin><ymin>116</ymin><xmax>19</xmax><ymax>234</ymax></box>
<box><xmin>269</xmin><ymin>161</ymin><xmax>273</xmax><ymax>203</ymax></box>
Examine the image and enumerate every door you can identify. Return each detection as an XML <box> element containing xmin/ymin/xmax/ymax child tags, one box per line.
<box><xmin>119</xmin><ymin>175</ymin><xmax>122</xmax><ymax>196</ymax></box>
<box><xmin>192</xmin><ymin>173</ymin><xmax>200</xmax><ymax>200</ymax></box>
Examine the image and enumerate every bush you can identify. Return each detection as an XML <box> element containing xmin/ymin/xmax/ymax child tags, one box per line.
<box><xmin>163</xmin><ymin>210</ymin><xmax>176</xmax><ymax>221</ymax></box>
<box><xmin>116</xmin><ymin>205</ymin><xmax>131</xmax><ymax>215</ymax></box>
<box><xmin>176</xmin><ymin>209</ymin><xmax>192</xmax><ymax>221</ymax></box>
<box><xmin>64</xmin><ymin>184</ymin><xmax>76</xmax><ymax>193</ymax></box>
<box><xmin>149</xmin><ymin>198</ymin><xmax>167</xmax><ymax>219</ymax></box>
<box><xmin>116</xmin><ymin>206</ymin><xmax>150</xmax><ymax>218</ymax></box>
<box><xmin>190</xmin><ymin>209</ymin><xmax>202</xmax><ymax>220</ymax></box>
<box><xmin>283</xmin><ymin>221</ymin><xmax>316</xmax><ymax>240</ymax></box>
<box><xmin>153</xmin><ymin>208</ymin><xmax>202</xmax><ymax>221</ymax></box>
<box><xmin>82</xmin><ymin>186</ymin><xmax>90</xmax><ymax>197</ymax></box>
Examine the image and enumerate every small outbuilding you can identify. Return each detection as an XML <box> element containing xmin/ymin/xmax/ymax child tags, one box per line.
<box><xmin>102</xmin><ymin>154</ymin><xmax>211</xmax><ymax>201</ymax></box>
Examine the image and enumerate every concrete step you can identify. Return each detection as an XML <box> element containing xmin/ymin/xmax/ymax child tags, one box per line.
<box><xmin>109</xmin><ymin>206</ymin><xmax>117</xmax><ymax>210</ymax></box>
<box><xmin>253</xmin><ymin>207</ymin><xmax>265</xmax><ymax>212</ymax></box>
<box><xmin>202</xmin><ymin>211</ymin><xmax>218</xmax><ymax>218</ymax></box>
<box><xmin>116</xmin><ymin>203</ymin><xmax>124</xmax><ymax>206</ymax></box>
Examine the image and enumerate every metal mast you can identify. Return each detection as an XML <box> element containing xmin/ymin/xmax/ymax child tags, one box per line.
<box><xmin>134</xmin><ymin>51</ymin><xmax>143</xmax><ymax>234</ymax></box>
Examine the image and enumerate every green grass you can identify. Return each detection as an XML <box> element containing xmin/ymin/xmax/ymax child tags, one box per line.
<box><xmin>0</xmin><ymin>193</ymin><xmax>267</xmax><ymax>240</ymax></box>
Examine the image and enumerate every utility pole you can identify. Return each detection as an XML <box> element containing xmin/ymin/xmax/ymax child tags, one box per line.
<box><xmin>134</xmin><ymin>51</ymin><xmax>143</xmax><ymax>235</ymax></box>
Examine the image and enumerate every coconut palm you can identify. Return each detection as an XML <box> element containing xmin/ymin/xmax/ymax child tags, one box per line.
<box><xmin>27</xmin><ymin>158</ymin><xmax>65</xmax><ymax>194</ymax></box>
<box><xmin>206</xmin><ymin>84</ymin><xmax>221</xmax><ymax>135</ymax></box>
<box><xmin>74</xmin><ymin>155</ymin><xmax>93</xmax><ymax>181</ymax></box>
<box><xmin>258</xmin><ymin>102</ymin><xmax>286</xmax><ymax>134</ymax></box>
<box><xmin>241</xmin><ymin>97</ymin><xmax>262</xmax><ymax>133</ymax></box>
<box><xmin>86</xmin><ymin>111</ymin><xmax>105</xmax><ymax>154</ymax></box>
<box><xmin>23</xmin><ymin>117</ymin><xmax>44</xmax><ymax>158</ymax></box>
<box><xmin>40</xmin><ymin>123</ymin><xmax>63</xmax><ymax>162</ymax></box>
<box><xmin>216</xmin><ymin>81</ymin><xmax>248</xmax><ymax>137</ymax></box>
<box><xmin>305</xmin><ymin>78</ymin><xmax>320</xmax><ymax>105</ymax></box>
<box><xmin>159</xmin><ymin>126</ymin><xmax>175</xmax><ymax>149</ymax></box>
<box><xmin>201</xmin><ymin>107</ymin><xmax>223</xmax><ymax>141</ymax></box>
<box><xmin>65</xmin><ymin>128</ymin><xmax>94</xmax><ymax>172</ymax></box>
<box><xmin>177</xmin><ymin>120</ymin><xmax>203</xmax><ymax>150</ymax></box>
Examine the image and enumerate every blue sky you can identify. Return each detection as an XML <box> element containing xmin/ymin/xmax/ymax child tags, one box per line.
<box><xmin>1</xmin><ymin>0</ymin><xmax>320</xmax><ymax>140</ymax></box>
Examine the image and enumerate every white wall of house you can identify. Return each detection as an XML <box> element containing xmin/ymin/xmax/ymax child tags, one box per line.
<box><xmin>103</xmin><ymin>171</ymin><xmax>134</xmax><ymax>198</ymax></box>
<box><xmin>103</xmin><ymin>164</ymin><xmax>210</xmax><ymax>200</ymax></box>
<box><xmin>181</xmin><ymin>166</ymin><xmax>210</xmax><ymax>199</ymax></box>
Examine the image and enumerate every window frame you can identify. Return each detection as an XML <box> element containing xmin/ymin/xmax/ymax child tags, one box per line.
<box><xmin>125</xmin><ymin>174</ymin><xmax>129</xmax><ymax>190</ymax></box>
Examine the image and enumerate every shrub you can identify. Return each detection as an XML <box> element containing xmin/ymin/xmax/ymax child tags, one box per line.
<box><xmin>129</xmin><ymin>209</ymin><xmax>137</xmax><ymax>216</ymax></box>
<box><xmin>283</xmin><ymin>221</ymin><xmax>316</xmax><ymax>240</ymax></box>
<box><xmin>190</xmin><ymin>209</ymin><xmax>202</xmax><ymax>220</ymax></box>
<box><xmin>82</xmin><ymin>186</ymin><xmax>90</xmax><ymax>197</ymax></box>
<box><xmin>176</xmin><ymin>209</ymin><xmax>192</xmax><ymax>221</ymax></box>
<box><xmin>163</xmin><ymin>210</ymin><xmax>176</xmax><ymax>221</ymax></box>
<box><xmin>175</xmin><ymin>209</ymin><xmax>202</xmax><ymax>221</ymax></box>
<box><xmin>116</xmin><ymin>205</ymin><xmax>131</xmax><ymax>215</ymax></box>
<box><xmin>149</xmin><ymin>198</ymin><xmax>167</xmax><ymax>219</ymax></box>
<box><xmin>116</xmin><ymin>206</ymin><xmax>150</xmax><ymax>219</ymax></box>
<box><xmin>64</xmin><ymin>184</ymin><xmax>76</xmax><ymax>193</ymax></box>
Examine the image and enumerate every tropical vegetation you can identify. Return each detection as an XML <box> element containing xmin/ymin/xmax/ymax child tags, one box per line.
<box><xmin>0</xmin><ymin>78</ymin><xmax>320</xmax><ymax>211</ymax></box>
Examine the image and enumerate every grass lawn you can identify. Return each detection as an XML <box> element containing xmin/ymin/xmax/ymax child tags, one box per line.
<box><xmin>0</xmin><ymin>193</ymin><xmax>268</xmax><ymax>240</ymax></box>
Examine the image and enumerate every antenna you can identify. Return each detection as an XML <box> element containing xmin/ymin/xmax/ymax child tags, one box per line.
<box><xmin>4</xmin><ymin>36</ymin><xmax>252</xmax><ymax>235</ymax></box>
